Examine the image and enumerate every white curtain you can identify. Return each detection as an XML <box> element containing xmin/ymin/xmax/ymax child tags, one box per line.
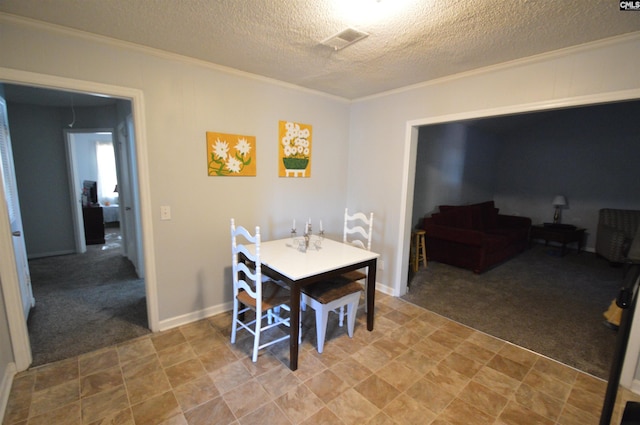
<box><xmin>96</xmin><ymin>140</ymin><xmax>118</xmax><ymax>205</ymax></box>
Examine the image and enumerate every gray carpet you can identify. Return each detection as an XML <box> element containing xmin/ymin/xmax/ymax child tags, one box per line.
<box><xmin>402</xmin><ymin>244</ymin><xmax>624</xmax><ymax>379</ymax></box>
<box><xmin>27</xmin><ymin>228</ymin><xmax>149</xmax><ymax>367</ymax></box>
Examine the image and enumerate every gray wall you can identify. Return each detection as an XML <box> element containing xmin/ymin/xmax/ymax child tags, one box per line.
<box><xmin>7</xmin><ymin>102</ymin><xmax>119</xmax><ymax>258</ymax></box>
<box><xmin>412</xmin><ymin>123</ymin><xmax>502</xmax><ymax>227</ymax></box>
<box><xmin>412</xmin><ymin>101</ymin><xmax>640</xmax><ymax>252</ymax></box>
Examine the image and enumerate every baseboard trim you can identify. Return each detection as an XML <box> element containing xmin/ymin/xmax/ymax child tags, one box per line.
<box><xmin>630</xmin><ymin>379</ymin><xmax>640</xmax><ymax>395</ymax></box>
<box><xmin>158</xmin><ymin>301</ymin><xmax>234</xmax><ymax>332</ymax></box>
<box><xmin>0</xmin><ymin>362</ymin><xmax>17</xmax><ymax>422</ymax></box>
<box><xmin>27</xmin><ymin>250</ymin><xmax>75</xmax><ymax>260</ymax></box>
<box><xmin>158</xmin><ymin>280</ymin><xmax>388</xmax><ymax>332</ymax></box>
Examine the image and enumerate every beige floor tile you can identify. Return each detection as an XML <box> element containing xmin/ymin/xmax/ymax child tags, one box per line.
<box><xmin>237</xmin><ymin>401</ymin><xmax>292</xmax><ymax>425</ymax></box>
<box><xmin>428</xmin><ymin>328</ymin><xmax>464</xmax><ymax>350</ymax></box>
<box><xmin>130</xmin><ymin>391</ymin><xmax>182</xmax><ymax>425</ymax></box>
<box><xmin>151</xmin><ymin>329</ymin><xmax>188</xmax><ymax>352</ymax></box>
<box><xmin>27</xmin><ymin>401</ymin><xmax>81</xmax><ymax>425</ymax></box>
<box><xmin>85</xmin><ymin>407</ymin><xmax>134</xmax><ymax>425</ymax></box>
<box><xmin>424</xmin><ymin>362</ymin><xmax>471</xmax><ymax>396</ymax></box>
<box><xmin>209</xmin><ymin>361</ymin><xmax>253</xmax><ymax>394</ymax></box>
<box><xmin>326</xmin><ymin>388</ymin><xmax>380</xmax><ymax>425</ymax></box>
<box><xmin>183</xmin><ymin>396</ymin><xmax>236</xmax><ymax>425</ymax></box>
<box><xmin>437</xmin><ymin>398</ymin><xmax>495</xmax><ymax>425</ymax></box>
<box><xmin>33</xmin><ymin>359</ymin><xmax>79</xmax><ymax>392</ymax></box>
<box><xmin>305</xmin><ymin>369</ymin><xmax>350</xmax><ymax>404</ymax></box>
<box><xmin>81</xmin><ymin>385</ymin><xmax>130</xmax><ymax>424</ymax></box>
<box><xmin>405</xmin><ymin>376</ymin><xmax>456</xmax><ymax>415</ymax></box>
<box><xmin>531</xmin><ymin>357</ymin><xmax>578</xmax><ymax>386</ymax></box>
<box><xmin>116</xmin><ymin>337</ymin><xmax>156</xmax><ymax>364</ymax></box>
<box><xmin>6</xmin><ymin>295</ymin><xmax>635</xmax><ymax>425</ymax></box>
<box><xmin>222</xmin><ymin>379</ymin><xmax>271</xmax><ymax>418</ymax></box>
<box><xmin>300</xmin><ymin>406</ymin><xmax>344</xmax><ymax>425</ymax></box>
<box><xmin>440</xmin><ymin>351</ymin><xmax>483</xmax><ymax>379</ymax></box>
<box><xmin>564</xmin><ymin>385</ymin><xmax>606</xmax><ymax>418</ymax></box>
<box><xmin>198</xmin><ymin>344</ymin><xmax>240</xmax><ymax>373</ymax></box>
<box><xmin>375</xmin><ymin>359</ymin><xmax>421</xmax><ymax>392</ymax></box>
<box><xmin>354</xmin><ymin>374</ymin><xmax>400</xmax><ymax>409</ymax></box>
<box><xmin>514</xmin><ymin>383</ymin><xmax>565</xmax><ymax>422</ymax></box>
<box><xmin>78</xmin><ymin>348</ymin><xmax>119</xmax><ymax>377</ymax></box>
<box><xmin>80</xmin><ymin>366</ymin><xmax>124</xmax><ymax>398</ymax></box>
<box><xmin>256</xmin><ymin>364</ymin><xmax>301</xmax><ymax>398</ymax></box>
<box><xmin>454</xmin><ymin>340</ymin><xmax>497</xmax><ymax>364</ymax></box>
<box><xmin>497</xmin><ymin>400</ymin><xmax>555</xmax><ymax>425</ymax></box>
<box><xmin>521</xmin><ymin>368</ymin><xmax>572</xmax><ymax>401</ymax></box>
<box><xmin>486</xmin><ymin>354</ymin><xmax>532</xmax><ymax>381</ymax></box>
<box><xmin>164</xmin><ymin>358</ymin><xmax>207</xmax><ymax>388</ymax></box>
<box><xmin>472</xmin><ymin>367</ymin><xmax>521</xmax><ymax>399</ymax></box>
<box><xmin>30</xmin><ymin>380</ymin><xmax>79</xmax><ymax>417</ymax></box>
<box><xmin>276</xmin><ymin>383</ymin><xmax>325</xmax><ymax>424</ymax></box>
<box><xmin>382</xmin><ymin>393</ymin><xmax>437</xmax><ymax>425</ymax></box>
<box><xmin>172</xmin><ymin>374</ymin><xmax>220</xmax><ymax>411</ymax></box>
<box><xmin>457</xmin><ymin>381</ymin><xmax>508</xmax><ymax>418</ymax></box>
<box><xmin>157</xmin><ymin>342</ymin><xmax>197</xmax><ymax>368</ymax></box>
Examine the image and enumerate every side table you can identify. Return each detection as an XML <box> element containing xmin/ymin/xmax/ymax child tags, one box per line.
<box><xmin>529</xmin><ymin>224</ymin><xmax>585</xmax><ymax>256</ymax></box>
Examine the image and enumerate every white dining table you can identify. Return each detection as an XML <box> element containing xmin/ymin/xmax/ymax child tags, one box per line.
<box><xmin>251</xmin><ymin>237</ymin><xmax>379</xmax><ymax>370</ymax></box>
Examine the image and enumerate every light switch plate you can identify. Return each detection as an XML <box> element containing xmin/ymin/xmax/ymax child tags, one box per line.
<box><xmin>160</xmin><ymin>205</ymin><xmax>171</xmax><ymax>220</ymax></box>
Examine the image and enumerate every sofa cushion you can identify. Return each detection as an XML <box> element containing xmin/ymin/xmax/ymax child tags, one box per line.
<box><xmin>438</xmin><ymin>201</ymin><xmax>497</xmax><ymax>231</ymax></box>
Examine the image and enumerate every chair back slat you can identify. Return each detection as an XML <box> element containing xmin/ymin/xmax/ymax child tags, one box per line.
<box><xmin>343</xmin><ymin>208</ymin><xmax>374</xmax><ymax>251</ymax></box>
<box><xmin>231</xmin><ymin>219</ymin><xmax>263</xmax><ymax>306</ymax></box>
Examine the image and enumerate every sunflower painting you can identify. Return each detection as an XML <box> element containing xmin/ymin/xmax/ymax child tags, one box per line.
<box><xmin>207</xmin><ymin>132</ymin><xmax>256</xmax><ymax>176</ymax></box>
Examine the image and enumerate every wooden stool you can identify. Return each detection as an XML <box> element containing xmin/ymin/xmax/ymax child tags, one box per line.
<box><xmin>411</xmin><ymin>230</ymin><xmax>427</xmax><ymax>272</ymax></box>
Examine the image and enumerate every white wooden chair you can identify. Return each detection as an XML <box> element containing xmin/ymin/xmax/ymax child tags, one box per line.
<box><xmin>337</xmin><ymin>208</ymin><xmax>374</xmax><ymax>323</ymax></box>
<box><xmin>299</xmin><ymin>208</ymin><xmax>373</xmax><ymax>353</ymax></box>
<box><xmin>230</xmin><ymin>219</ymin><xmax>291</xmax><ymax>362</ymax></box>
<box><xmin>301</xmin><ymin>277</ymin><xmax>362</xmax><ymax>353</ymax></box>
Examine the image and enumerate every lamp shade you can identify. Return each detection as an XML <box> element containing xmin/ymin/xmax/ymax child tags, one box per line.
<box><xmin>552</xmin><ymin>195</ymin><xmax>567</xmax><ymax>207</ymax></box>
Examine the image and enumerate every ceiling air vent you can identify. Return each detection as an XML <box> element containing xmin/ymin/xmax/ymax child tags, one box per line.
<box><xmin>321</xmin><ymin>28</ymin><xmax>369</xmax><ymax>51</ymax></box>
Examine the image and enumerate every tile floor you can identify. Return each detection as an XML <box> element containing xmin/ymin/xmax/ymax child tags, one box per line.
<box><xmin>3</xmin><ymin>292</ymin><xmax>639</xmax><ymax>425</ymax></box>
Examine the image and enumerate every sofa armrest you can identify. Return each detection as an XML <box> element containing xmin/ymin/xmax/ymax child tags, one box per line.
<box><xmin>496</xmin><ymin>214</ymin><xmax>532</xmax><ymax>228</ymax></box>
<box><xmin>596</xmin><ymin>224</ymin><xmax>628</xmax><ymax>262</ymax></box>
<box><xmin>424</xmin><ymin>223</ymin><xmax>485</xmax><ymax>246</ymax></box>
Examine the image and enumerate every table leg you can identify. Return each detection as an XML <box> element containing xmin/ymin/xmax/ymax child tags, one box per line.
<box><xmin>366</xmin><ymin>259</ymin><xmax>377</xmax><ymax>331</ymax></box>
<box><xmin>289</xmin><ymin>284</ymin><xmax>300</xmax><ymax>371</ymax></box>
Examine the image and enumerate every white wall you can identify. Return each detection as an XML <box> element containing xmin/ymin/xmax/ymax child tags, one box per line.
<box><xmin>0</xmin><ymin>16</ymin><xmax>351</xmax><ymax>325</ymax></box>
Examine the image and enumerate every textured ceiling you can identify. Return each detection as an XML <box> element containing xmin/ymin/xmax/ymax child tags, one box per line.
<box><xmin>1</xmin><ymin>0</ymin><xmax>639</xmax><ymax>99</ymax></box>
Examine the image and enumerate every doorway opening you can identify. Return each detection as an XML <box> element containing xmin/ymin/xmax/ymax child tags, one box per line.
<box><xmin>1</xmin><ymin>82</ymin><xmax>151</xmax><ymax>366</ymax></box>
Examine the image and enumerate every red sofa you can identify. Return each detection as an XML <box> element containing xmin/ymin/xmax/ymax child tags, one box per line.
<box><xmin>419</xmin><ymin>201</ymin><xmax>531</xmax><ymax>273</ymax></box>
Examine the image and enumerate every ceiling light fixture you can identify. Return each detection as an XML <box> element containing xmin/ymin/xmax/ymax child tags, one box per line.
<box><xmin>332</xmin><ymin>0</ymin><xmax>411</xmax><ymax>26</ymax></box>
<box><xmin>320</xmin><ymin>27</ymin><xmax>369</xmax><ymax>51</ymax></box>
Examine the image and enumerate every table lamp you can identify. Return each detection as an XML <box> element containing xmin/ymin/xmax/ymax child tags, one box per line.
<box><xmin>552</xmin><ymin>195</ymin><xmax>566</xmax><ymax>224</ymax></box>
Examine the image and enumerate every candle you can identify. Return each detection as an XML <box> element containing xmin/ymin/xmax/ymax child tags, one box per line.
<box><xmin>293</xmin><ymin>219</ymin><xmax>296</xmax><ymax>230</ymax></box>
<box><xmin>320</xmin><ymin>220</ymin><xmax>323</xmax><ymax>232</ymax></box>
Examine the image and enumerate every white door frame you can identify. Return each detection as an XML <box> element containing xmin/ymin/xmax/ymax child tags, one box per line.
<box><xmin>397</xmin><ymin>88</ymin><xmax>640</xmax><ymax>388</ymax></box>
<box><xmin>64</xmin><ymin>129</ymin><xmax>116</xmax><ymax>255</ymax></box>
<box><xmin>0</xmin><ymin>67</ymin><xmax>159</xmax><ymax>371</ymax></box>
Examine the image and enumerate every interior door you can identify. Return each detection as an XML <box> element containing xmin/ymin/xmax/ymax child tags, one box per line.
<box><xmin>117</xmin><ymin>116</ymin><xmax>144</xmax><ymax>278</ymax></box>
<box><xmin>0</xmin><ymin>96</ymin><xmax>34</xmax><ymax>320</ymax></box>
